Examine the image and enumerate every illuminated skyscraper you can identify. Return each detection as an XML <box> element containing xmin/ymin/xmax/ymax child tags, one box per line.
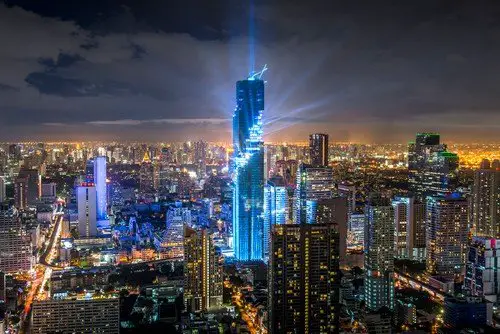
<box><xmin>426</xmin><ymin>194</ymin><xmax>468</xmax><ymax>276</ymax></box>
<box><xmin>408</xmin><ymin>133</ymin><xmax>459</xmax><ymax>199</ymax></box>
<box><xmin>471</xmin><ymin>159</ymin><xmax>500</xmax><ymax>238</ymax></box>
<box><xmin>268</xmin><ymin>222</ymin><xmax>340</xmax><ymax>333</ymax></box>
<box><xmin>0</xmin><ymin>176</ymin><xmax>5</xmax><ymax>203</ymax></box>
<box><xmin>184</xmin><ymin>226</ymin><xmax>223</xmax><ymax>312</ymax></box>
<box><xmin>85</xmin><ymin>159</ymin><xmax>94</xmax><ymax>183</ymax></box>
<box><xmin>364</xmin><ymin>195</ymin><xmax>395</xmax><ymax>311</ymax></box>
<box><xmin>93</xmin><ymin>157</ymin><xmax>107</xmax><ymax>220</ymax></box>
<box><xmin>309</xmin><ymin>133</ymin><xmax>329</xmax><ymax>167</ymax></box>
<box><xmin>0</xmin><ymin>205</ymin><xmax>33</xmax><ymax>273</ymax></box>
<box><xmin>232</xmin><ymin>69</ymin><xmax>265</xmax><ymax>261</ymax></box>
<box><xmin>263</xmin><ymin>176</ymin><xmax>288</xmax><ymax>257</ymax></box>
<box><xmin>294</xmin><ymin>163</ymin><xmax>334</xmax><ymax>224</ymax></box>
<box><xmin>77</xmin><ymin>184</ymin><xmax>97</xmax><ymax>238</ymax></box>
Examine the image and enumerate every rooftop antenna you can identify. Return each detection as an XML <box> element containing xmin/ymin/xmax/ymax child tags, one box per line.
<box><xmin>248</xmin><ymin>64</ymin><xmax>268</xmax><ymax>80</ymax></box>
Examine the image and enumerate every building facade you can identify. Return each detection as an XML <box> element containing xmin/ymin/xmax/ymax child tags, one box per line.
<box><xmin>263</xmin><ymin>176</ymin><xmax>288</xmax><ymax>258</ymax></box>
<box><xmin>268</xmin><ymin>223</ymin><xmax>340</xmax><ymax>333</ymax></box>
<box><xmin>93</xmin><ymin>156</ymin><xmax>107</xmax><ymax>220</ymax></box>
<box><xmin>77</xmin><ymin>184</ymin><xmax>97</xmax><ymax>238</ymax></box>
<box><xmin>0</xmin><ymin>206</ymin><xmax>33</xmax><ymax>273</ymax></box>
<box><xmin>232</xmin><ymin>75</ymin><xmax>265</xmax><ymax>261</ymax></box>
<box><xmin>471</xmin><ymin>159</ymin><xmax>500</xmax><ymax>238</ymax></box>
<box><xmin>309</xmin><ymin>133</ymin><xmax>329</xmax><ymax>167</ymax></box>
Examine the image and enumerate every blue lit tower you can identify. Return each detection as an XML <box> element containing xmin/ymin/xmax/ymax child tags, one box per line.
<box><xmin>93</xmin><ymin>156</ymin><xmax>107</xmax><ymax>220</ymax></box>
<box><xmin>232</xmin><ymin>66</ymin><xmax>266</xmax><ymax>261</ymax></box>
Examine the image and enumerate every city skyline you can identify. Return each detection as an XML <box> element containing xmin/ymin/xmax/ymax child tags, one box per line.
<box><xmin>2</xmin><ymin>1</ymin><xmax>500</xmax><ymax>142</ymax></box>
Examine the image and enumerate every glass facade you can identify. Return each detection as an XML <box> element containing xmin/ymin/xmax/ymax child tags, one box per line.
<box><xmin>263</xmin><ymin>178</ymin><xmax>288</xmax><ymax>258</ymax></box>
<box><xmin>232</xmin><ymin>78</ymin><xmax>265</xmax><ymax>261</ymax></box>
<box><xmin>93</xmin><ymin>156</ymin><xmax>107</xmax><ymax>220</ymax></box>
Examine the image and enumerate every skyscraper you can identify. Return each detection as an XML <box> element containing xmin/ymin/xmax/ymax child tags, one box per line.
<box><xmin>316</xmin><ymin>198</ymin><xmax>348</xmax><ymax>265</ymax></box>
<box><xmin>408</xmin><ymin>133</ymin><xmax>459</xmax><ymax>199</ymax></box>
<box><xmin>364</xmin><ymin>195</ymin><xmax>395</xmax><ymax>311</ymax></box>
<box><xmin>0</xmin><ymin>205</ymin><xmax>33</xmax><ymax>273</ymax></box>
<box><xmin>0</xmin><ymin>176</ymin><xmax>5</xmax><ymax>203</ymax></box>
<box><xmin>232</xmin><ymin>71</ymin><xmax>265</xmax><ymax>261</ymax></box>
<box><xmin>184</xmin><ymin>226</ymin><xmax>223</xmax><ymax>312</ymax></box>
<box><xmin>268</xmin><ymin>222</ymin><xmax>340</xmax><ymax>333</ymax></box>
<box><xmin>464</xmin><ymin>237</ymin><xmax>500</xmax><ymax>302</ymax></box>
<box><xmin>15</xmin><ymin>168</ymin><xmax>40</xmax><ymax>208</ymax></box>
<box><xmin>263</xmin><ymin>176</ymin><xmax>288</xmax><ymax>258</ymax></box>
<box><xmin>309</xmin><ymin>133</ymin><xmax>329</xmax><ymax>167</ymax></box>
<box><xmin>471</xmin><ymin>159</ymin><xmax>500</xmax><ymax>238</ymax></box>
<box><xmin>426</xmin><ymin>194</ymin><xmax>468</xmax><ymax>277</ymax></box>
<box><xmin>93</xmin><ymin>156</ymin><xmax>107</xmax><ymax>220</ymax></box>
<box><xmin>77</xmin><ymin>184</ymin><xmax>97</xmax><ymax>238</ymax></box>
<box><xmin>294</xmin><ymin>163</ymin><xmax>334</xmax><ymax>224</ymax></box>
<box><xmin>392</xmin><ymin>196</ymin><xmax>426</xmax><ymax>260</ymax></box>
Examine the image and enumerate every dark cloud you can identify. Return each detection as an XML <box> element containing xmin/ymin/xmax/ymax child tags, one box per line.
<box><xmin>1</xmin><ymin>1</ymin><xmax>500</xmax><ymax>142</ymax></box>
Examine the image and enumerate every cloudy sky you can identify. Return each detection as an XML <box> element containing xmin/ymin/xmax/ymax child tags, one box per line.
<box><xmin>1</xmin><ymin>0</ymin><xmax>500</xmax><ymax>143</ymax></box>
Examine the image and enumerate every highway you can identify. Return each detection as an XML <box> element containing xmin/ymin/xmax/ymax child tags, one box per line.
<box><xmin>394</xmin><ymin>270</ymin><xmax>447</xmax><ymax>302</ymax></box>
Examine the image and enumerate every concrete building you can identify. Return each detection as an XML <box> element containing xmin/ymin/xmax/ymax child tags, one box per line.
<box><xmin>0</xmin><ymin>205</ymin><xmax>33</xmax><ymax>273</ymax></box>
<box><xmin>471</xmin><ymin>159</ymin><xmax>500</xmax><ymax>238</ymax></box>
<box><xmin>77</xmin><ymin>184</ymin><xmax>97</xmax><ymax>238</ymax></box>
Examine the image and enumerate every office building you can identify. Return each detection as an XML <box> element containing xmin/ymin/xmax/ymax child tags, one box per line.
<box><xmin>347</xmin><ymin>213</ymin><xmax>365</xmax><ymax>250</ymax></box>
<box><xmin>309</xmin><ymin>133</ymin><xmax>329</xmax><ymax>167</ymax></box>
<box><xmin>184</xmin><ymin>226</ymin><xmax>223</xmax><ymax>312</ymax></box>
<box><xmin>268</xmin><ymin>222</ymin><xmax>340</xmax><ymax>333</ymax></box>
<box><xmin>263</xmin><ymin>176</ymin><xmax>288</xmax><ymax>257</ymax></box>
<box><xmin>364</xmin><ymin>195</ymin><xmax>395</xmax><ymax>311</ymax></box>
<box><xmin>0</xmin><ymin>205</ymin><xmax>33</xmax><ymax>273</ymax></box>
<box><xmin>392</xmin><ymin>196</ymin><xmax>426</xmax><ymax>260</ymax></box>
<box><xmin>315</xmin><ymin>198</ymin><xmax>348</xmax><ymax>264</ymax></box>
<box><xmin>139</xmin><ymin>161</ymin><xmax>159</xmax><ymax>193</ymax></box>
<box><xmin>232</xmin><ymin>71</ymin><xmax>265</xmax><ymax>261</ymax></box>
<box><xmin>77</xmin><ymin>184</ymin><xmax>97</xmax><ymax>238</ymax></box>
<box><xmin>464</xmin><ymin>237</ymin><xmax>500</xmax><ymax>302</ymax></box>
<box><xmin>471</xmin><ymin>159</ymin><xmax>500</xmax><ymax>238</ymax></box>
<box><xmin>93</xmin><ymin>156</ymin><xmax>107</xmax><ymax>220</ymax></box>
<box><xmin>85</xmin><ymin>159</ymin><xmax>94</xmax><ymax>183</ymax></box>
<box><xmin>294</xmin><ymin>163</ymin><xmax>334</xmax><ymax>224</ymax></box>
<box><xmin>41</xmin><ymin>182</ymin><xmax>57</xmax><ymax>202</ymax></box>
<box><xmin>443</xmin><ymin>296</ymin><xmax>492</xmax><ymax>329</ymax></box>
<box><xmin>162</xmin><ymin>204</ymin><xmax>191</xmax><ymax>259</ymax></box>
<box><xmin>426</xmin><ymin>195</ymin><xmax>468</xmax><ymax>276</ymax></box>
<box><xmin>408</xmin><ymin>133</ymin><xmax>459</xmax><ymax>199</ymax></box>
<box><xmin>31</xmin><ymin>296</ymin><xmax>119</xmax><ymax>334</ymax></box>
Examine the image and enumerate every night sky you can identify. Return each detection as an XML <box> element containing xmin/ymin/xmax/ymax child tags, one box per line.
<box><xmin>1</xmin><ymin>1</ymin><xmax>500</xmax><ymax>143</ymax></box>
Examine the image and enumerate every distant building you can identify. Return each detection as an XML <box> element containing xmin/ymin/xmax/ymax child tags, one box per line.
<box><xmin>15</xmin><ymin>168</ymin><xmax>40</xmax><ymax>209</ymax></box>
<box><xmin>93</xmin><ymin>157</ymin><xmax>107</xmax><ymax>220</ymax></box>
<box><xmin>31</xmin><ymin>296</ymin><xmax>119</xmax><ymax>334</ymax></box>
<box><xmin>0</xmin><ymin>177</ymin><xmax>5</xmax><ymax>203</ymax></box>
<box><xmin>183</xmin><ymin>226</ymin><xmax>223</xmax><ymax>312</ymax></box>
<box><xmin>294</xmin><ymin>163</ymin><xmax>334</xmax><ymax>224</ymax></box>
<box><xmin>263</xmin><ymin>176</ymin><xmax>288</xmax><ymax>257</ymax></box>
<box><xmin>364</xmin><ymin>195</ymin><xmax>395</xmax><ymax>311</ymax></box>
<box><xmin>268</xmin><ymin>222</ymin><xmax>340</xmax><ymax>333</ymax></box>
<box><xmin>471</xmin><ymin>159</ymin><xmax>500</xmax><ymax>238</ymax></box>
<box><xmin>464</xmin><ymin>237</ymin><xmax>500</xmax><ymax>302</ymax></box>
<box><xmin>41</xmin><ymin>182</ymin><xmax>57</xmax><ymax>202</ymax></box>
<box><xmin>0</xmin><ymin>205</ymin><xmax>33</xmax><ymax>273</ymax></box>
<box><xmin>77</xmin><ymin>184</ymin><xmax>97</xmax><ymax>238</ymax></box>
<box><xmin>426</xmin><ymin>195</ymin><xmax>468</xmax><ymax>277</ymax></box>
<box><xmin>408</xmin><ymin>133</ymin><xmax>458</xmax><ymax>199</ymax></box>
<box><xmin>309</xmin><ymin>133</ymin><xmax>329</xmax><ymax>167</ymax></box>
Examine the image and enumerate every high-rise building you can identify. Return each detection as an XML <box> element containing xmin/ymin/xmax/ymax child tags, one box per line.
<box><xmin>426</xmin><ymin>195</ymin><xmax>468</xmax><ymax>277</ymax></box>
<box><xmin>77</xmin><ymin>184</ymin><xmax>97</xmax><ymax>238</ymax></box>
<box><xmin>471</xmin><ymin>159</ymin><xmax>500</xmax><ymax>238</ymax></box>
<box><xmin>41</xmin><ymin>182</ymin><xmax>57</xmax><ymax>202</ymax></box>
<box><xmin>268</xmin><ymin>222</ymin><xmax>340</xmax><ymax>333</ymax></box>
<box><xmin>294</xmin><ymin>163</ymin><xmax>334</xmax><ymax>224</ymax></box>
<box><xmin>364</xmin><ymin>195</ymin><xmax>395</xmax><ymax>311</ymax></box>
<box><xmin>392</xmin><ymin>196</ymin><xmax>426</xmax><ymax>260</ymax></box>
<box><xmin>184</xmin><ymin>226</ymin><xmax>223</xmax><ymax>312</ymax></box>
<box><xmin>464</xmin><ymin>237</ymin><xmax>500</xmax><ymax>302</ymax></box>
<box><xmin>315</xmin><ymin>198</ymin><xmax>348</xmax><ymax>265</ymax></box>
<box><xmin>232</xmin><ymin>72</ymin><xmax>265</xmax><ymax>261</ymax></box>
<box><xmin>309</xmin><ymin>133</ymin><xmax>329</xmax><ymax>167</ymax></box>
<box><xmin>139</xmin><ymin>162</ymin><xmax>159</xmax><ymax>193</ymax></box>
<box><xmin>85</xmin><ymin>159</ymin><xmax>94</xmax><ymax>183</ymax></box>
<box><xmin>0</xmin><ymin>205</ymin><xmax>33</xmax><ymax>273</ymax></box>
<box><xmin>31</xmin><ymin>296</ymin><xmax>119</xmax><ymax>334</ymax></box>
<box><xmin>93</xmin><ymin>157</ymin><xmax>107</xmax><ymax>220</ymax></box>
<box><xmin>15</xmin><ymin>168</ymin><xmax>40</xmax><ymax>208</ymax></box>
<box><xmin>162</xmin><ymin>204</ymin><xmax>191</xmax><ymax>259</ymax></box>
<box><xmin>263</xmin><ymin>176</ymin><xmax>288</xmax><ymax>258</ymax></box>
<box><xmin>408</xmin><ymin>133</ymin><xmax>459</xmax><ymax>199</ymax></box>
<box><xmin>0</xmin><ymin>177</ymin><xmax>5</xmax><ymax>203</ymax></box>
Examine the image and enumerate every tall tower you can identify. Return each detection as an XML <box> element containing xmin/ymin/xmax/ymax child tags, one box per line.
<box><xmin>268</xmin><ymin>222</ymin><xmax>340</xmax><ymax>333</ymax></box>
<box><xmin>93</xmin><ymin>157</ymin><xmax>107</xmax><ymax>220</ymax></box>
<box><xmin>309</xmin><ymin>133</ymin><xmax>329</xmax><ymax>167</ymax></box>
<box><xmin>426</xmin><ymin>195</ymin><xmax>468</xmax><ymax>276</ymax></box>
<box><xmin>77</xmin><ymin>184</ymin><xmax>97</xmax><ymax>238</ymax></box>
<box><xmin>364</xmin><ymin>195</ymin><xmax>395</xmax><ymax>311</ymax></box>
<box><xmin>184</xmin><ymin>226</ymin><xmax>223</xmax><ymax>312</ymax></box>
<box><xmin>471</xmin><ymin>159</ymin><xmax>500</xmax><ymax>238</ymax></box>
<box><xmin>232</xmin><ymin>68</ymin><xmax>265</xmax><ymax>261</ymax></box>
